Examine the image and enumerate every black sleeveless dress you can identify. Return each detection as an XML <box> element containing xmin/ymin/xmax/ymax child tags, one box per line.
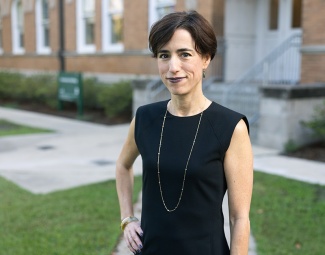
<box><xmin>135</xmin><ymin>100</ymin><xmax>249</xmax><ymax>255</ymax></box>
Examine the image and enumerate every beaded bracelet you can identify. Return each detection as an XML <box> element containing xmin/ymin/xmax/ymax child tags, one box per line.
<box><xmin>120</xmin><ymin>216</ymin><xmax>139</xmax><ymax>231</ymax></box>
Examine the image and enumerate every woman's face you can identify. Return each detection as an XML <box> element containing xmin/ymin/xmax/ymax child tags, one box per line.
<box><xmin>157</xmin><ymin>29</ymin><xmax>210</xmax><ymax>97</ymax></box>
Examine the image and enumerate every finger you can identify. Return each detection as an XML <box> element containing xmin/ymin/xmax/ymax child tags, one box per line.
<box><xmin>125</xmin><ymin>222</ymin><xmax>143</xmax><ymax>249</ymax></box>
<box><xmin>135</xmin><ymin>224</ymin><xmax>144</xmax><ymax>237</ymax></box>
<box><xmin>124</xmin><ymin>229</ymin><xmax>141</xmax><ymax>254</ymax></box>
<box><xmin>129</xmin><ymin>231</ymin><xmax>143</xmax><ymax>251</ymax></box>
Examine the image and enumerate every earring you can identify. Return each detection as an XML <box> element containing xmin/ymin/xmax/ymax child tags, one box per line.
<box><xmin>203</xmin><ymin>69</ymin><xmax>206</xmax><ymax>79</ymax></box>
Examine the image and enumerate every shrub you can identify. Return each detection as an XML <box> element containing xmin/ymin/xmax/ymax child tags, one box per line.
<box><xmin>302</xmin><ymin>100</ymin><xmax>325</xmax><ymax>142</ymax></box>
<box><xmin>0</xmin><ymin>72</ymin><xmax>57</xmax><ymax>108</ymax></box>
<box><xmin>0</xmin><ymin>71</ymin><xmax>133</xmax><ymax>120</ymax></box>
<box><xmin>97</xmin><ymin>81</ymin><xmax>132</xmax><ymax>118</ymax></box>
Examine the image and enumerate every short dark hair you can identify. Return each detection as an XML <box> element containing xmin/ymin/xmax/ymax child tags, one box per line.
<box><xmin>149</xmin><ymin>11</ymin><xmax>217</xmax><ymax>60</ymax></box>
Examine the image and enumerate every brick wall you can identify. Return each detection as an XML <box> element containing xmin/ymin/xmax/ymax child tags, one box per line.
<box><xmin>301</xmin><ymin>0</ymin><xmax>325</xmax><ymax>83</ymax></box>
<box><xmin>24</xmin><ymin>10</ymin><xmax>36</xmax><ymax>53</ymax></box>
<box><xmin>2</xmin><ymin>15</ymin><xmax>11</xmax><ymax>53</ymax></box>
<box><xmin>124</xmin><ymin>0</ymin><xmax>148</xmax><ymax>51</ymax></box>
<box><xmin>0</xmin><ymin>0</ymin><xmax>224</xmax><ymax>78</ymax></box>
<box><xmin>64</xmin><ymin>0</ymin><xmax>76</xmax><ymax>53</ymax></box>
<box><xmin>0</xmin><ymin>55</ymin><xmax>59</xmax><ymax>70</ymax></box>
<box><xmin>50</xmin><ymin>2</ymin><xmax>59</xmax><ymax>52</ymax></box>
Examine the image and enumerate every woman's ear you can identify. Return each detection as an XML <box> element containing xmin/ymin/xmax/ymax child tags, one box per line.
<box><xmin>202</xmin><ymin>55</ymin><xmax>211</xmax><ymax>69</ymax></box>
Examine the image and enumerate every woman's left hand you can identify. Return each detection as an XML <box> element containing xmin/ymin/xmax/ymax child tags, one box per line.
<box><xmin>123</xmin><ymin>221</ymin><xmax>143</xmax><ymax>254</ymax></box>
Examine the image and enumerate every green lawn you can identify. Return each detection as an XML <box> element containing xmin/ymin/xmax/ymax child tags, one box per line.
<box><xmin>0</xmin><ymin>176</ymin><xmax>142</xmax><ymax>255</ymax></box>
<box><xmin>251</xmin><ymin>172</ymin><xmax>325</xmax><ymax>255</ymax></box>
<box><xmin>0</xmin><ymin>119</ymin><xmax>52</xmax><ymax>137</ymax></box>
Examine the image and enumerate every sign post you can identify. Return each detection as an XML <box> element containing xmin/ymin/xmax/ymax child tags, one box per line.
<box><xmin>58</xmin><ymin>72</ymin><xmax>83</xmax><ymax>115</ymax></box>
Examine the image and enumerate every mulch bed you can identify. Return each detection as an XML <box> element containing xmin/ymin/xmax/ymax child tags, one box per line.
<box><xmin>283</xmin><ymin>142</ymin><xmax>325</xmax><ymax>163</ymax></box>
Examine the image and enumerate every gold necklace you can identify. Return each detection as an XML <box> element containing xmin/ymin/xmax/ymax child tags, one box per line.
<box><xmin>157</xmin><ymin>105</ymin><xmax>204</xmax><ymax>212</ymax></box>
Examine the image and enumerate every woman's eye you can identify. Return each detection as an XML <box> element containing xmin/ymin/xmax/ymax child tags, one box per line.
<box><xmin>158</xmin><ymin>54</ymin><xmax>169</xmax><ymax>59</ymax></box>
<box><xmin>181</xmin><ymin>52</ymin><xmax>191</xmax><ymax>58</ymax></box>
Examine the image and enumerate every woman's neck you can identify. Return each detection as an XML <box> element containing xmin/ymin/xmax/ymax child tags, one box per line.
<box><xmin>168</xmin><ymin>95</ymin><xmax>209</xmax><ymax>117</ymax></box>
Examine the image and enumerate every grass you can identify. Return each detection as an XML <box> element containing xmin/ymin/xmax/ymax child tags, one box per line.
<box><xmin>0</xmin><ymin>119</ymin><xmax>52</xmax><ymax>137</ymax></box>
<box><xmin>0</xmin><ymin>176</ymin><xmax>142</xmax><ymax>255</ymax></box>
<box><xmin>251</xmin><ymin>171</ymin><xmax>325</xmax><ymax>255</ymax></box>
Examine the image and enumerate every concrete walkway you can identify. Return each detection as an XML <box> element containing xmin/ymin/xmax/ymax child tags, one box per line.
<box><xmin>1</xmin><ymin>107</ymin><xmax>324</xmax><ymax>255</ymax></box>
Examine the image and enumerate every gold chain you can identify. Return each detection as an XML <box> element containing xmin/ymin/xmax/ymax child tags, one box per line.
<box><xmin>157</xmin><ymin>107</ymin><xmax>204</xmax><ymax>212</ymax></box>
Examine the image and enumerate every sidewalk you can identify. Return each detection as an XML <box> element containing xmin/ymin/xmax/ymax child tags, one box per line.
<box><xmin>1</xmin><ymin>107</ymin><xmax>324</xmax><ymax>255</ymax></box>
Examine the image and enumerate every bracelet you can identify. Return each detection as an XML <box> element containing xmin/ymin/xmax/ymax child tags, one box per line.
<box><xmin>120</xmin><ymin>216</ymin><xmax>139</xmax><ymax>231</ymax></box>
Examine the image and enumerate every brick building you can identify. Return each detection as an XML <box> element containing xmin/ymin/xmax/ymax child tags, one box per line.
<box><xmin>0</xmin><ymin>0</ymin><xmax>223</xmax><ymax>80</ymax></box>
<box><xmin>0</xmin><ymin>0</ymin><xmax>324</xmax><ymax>85</ymax></box>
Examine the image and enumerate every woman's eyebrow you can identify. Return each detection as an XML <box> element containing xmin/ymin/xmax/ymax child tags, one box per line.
<box><xmin>158</xmin><ymin>48</ymin><xmax>194</xmax><ymax>53</ymax></box>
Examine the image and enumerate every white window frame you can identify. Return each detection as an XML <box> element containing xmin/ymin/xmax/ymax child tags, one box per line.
<box><xmin>148</xmin><ymin>0</ymin><xmax>175</xmax><ymax>30</ymax></box>
<box><xmin>101</xmin><ymin>0</ymin><xmax>124</xmax><ymax>53</ymax></box>
<box><xmin>0</xmin><ymin>4</ymin><xmax>3</xmax><ymax>54</ymax></box>
<box><xmin>35</xmin><ymin>0</ymin><xmax>51</xmax><ymax>54</ymax></box>
<box><xmin>11</xmin><ymin>0</ymin><xmax>25</xmax><ymax>54</ymax></box>
<box><xmin>76</xmin><ymin>0</ymin><xmax>96</xmax><ymax>53</ymax></box>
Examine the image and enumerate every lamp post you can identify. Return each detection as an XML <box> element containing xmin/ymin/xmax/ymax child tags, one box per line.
<box><xmin>58</xmin><ymin>0</ymin><xmax>65</xmax><ymax>71</ymax></box>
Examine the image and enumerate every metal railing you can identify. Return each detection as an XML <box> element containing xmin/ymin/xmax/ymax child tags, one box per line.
<box><xmin>222</xmin><ymin>33</ymin><xmax>302</xmax><ymax>124</ymax></box>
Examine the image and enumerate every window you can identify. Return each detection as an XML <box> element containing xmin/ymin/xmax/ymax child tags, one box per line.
<box><xmin>0</xmin><ymin>4</ymin><xmax>3</xmax><ymax>53</ymax></box>
<box><xmin>36</xmin><ymin>0</ymin><xmax>50</xmax><ymax>54</ymax></box>
<box><xmin>102</xmin><ymin>0</ymin><xmax>123</xmax><ymax>52</ymax></box>
<box><xmin>149</xmin><ymin>0</ymin><xmax>176</xmax><ymax>28</ymax></box>
<box><xmin>11</xmin><ymin>0</ymin><xmax>24</xmax><ymax>54</ymax></box>
<box><xmin>269</xmin><ymin>0</ymin><xmax>279</xmax><ymax>30</ymax></box>
<box><xmin>76</xmin><ymin>0</ymin><xmax>95</xmax><ymax>53</ymax></box>
<box><xmin>291</xmin><ymin>0</ymin><xmax>302</xmax><ymax>28</ymax></box>
<box><xmin>156</xmin><ymin>0</ymin><xmax>175</xmax><ymax>19</ymax></box>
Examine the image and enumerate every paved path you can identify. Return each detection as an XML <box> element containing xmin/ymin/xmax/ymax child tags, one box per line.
<box><xmin>1</xmin><ymin>107</ymin><xmax>324</xmax><ymax>255</ymax></box>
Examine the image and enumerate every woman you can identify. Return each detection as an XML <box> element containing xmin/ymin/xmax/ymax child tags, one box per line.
<box><xmin>116</xmin><ymin>11</ymin><xmax>253</xmax><ymax>255</ymax></box>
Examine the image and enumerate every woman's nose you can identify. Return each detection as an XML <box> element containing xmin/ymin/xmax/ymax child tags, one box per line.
<box><xmin>168</xmin><ymin>56</ymin><xmax>181</xmax><ymax>73</ymax></box>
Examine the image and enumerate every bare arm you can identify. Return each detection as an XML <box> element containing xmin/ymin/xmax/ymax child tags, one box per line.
<box><xmin>224</xmin><ymin>119</ymin><xmax>253</xmax><ymax>255</ymax></box>
<box><xmin>116</xmin><ymin>117</ymin><xmax>143</xmax><ymax>253</ymax></box>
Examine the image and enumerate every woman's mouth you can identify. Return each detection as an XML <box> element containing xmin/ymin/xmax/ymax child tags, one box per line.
<box><xmin>167</xmin><ymin>77</ymin><xmax>184</xmax><ymax>83</ymax></box>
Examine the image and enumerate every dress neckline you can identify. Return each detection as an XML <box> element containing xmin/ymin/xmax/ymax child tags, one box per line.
<box><xmin>165</xmin><ymin>100</ymin><xmax>213</xmax><ymax>118</ymax></box>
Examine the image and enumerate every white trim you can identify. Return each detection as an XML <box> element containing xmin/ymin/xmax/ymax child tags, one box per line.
<box><xmin>76</xmin><ymin>0</ymin><xmax>96</xmax><ymax>53</ymax></box>
<box><xmin>101</xmin><ymin>0</ymin><xmax>124</xmax><ymax>53</ymax></box>
<box><xmin>35</xmin><ymin>0</ymin><xmax>51</xmax><ymax>54</ymax></box>
<box><xmin>11</xmin><ymin>0</ymin><xmax>25</xmax><ymax>55</ymax></box>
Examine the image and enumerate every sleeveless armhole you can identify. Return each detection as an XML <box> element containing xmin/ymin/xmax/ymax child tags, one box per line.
<box><xmin>206</xmin><ymin>103</ymin><xmax>250</xmax><ymax>159</ymax></box>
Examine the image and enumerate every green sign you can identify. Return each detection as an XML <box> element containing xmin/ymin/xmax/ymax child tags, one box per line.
<box><xmin>58</xmin><ymin>72</ymin><xmax>83</xmax><ymax>115</ymax></box>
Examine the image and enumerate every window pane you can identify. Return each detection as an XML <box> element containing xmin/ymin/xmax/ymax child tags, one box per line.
<box><xmin>157</xmin><ymin>0</ymin><xmax>175</xmax><ymax>5</ymax></box>
<box><xmin>19</xmin><ymin>32</ymin><xmax>24</xmax><ymax>48</ymax></box>
<box><xmin>109</xmin><ymin>0</ymin><xmax>123</xmax><ymax>12</ymax></box>
<box><xmin>110</xmin><ymin>14</ymin><xmax>123</xmax><ymax>44</ymax></box>
<box><xmin>292</xmin><ymin>0</ymin><xmax>302</xmax><ymax>28</ymax></box>
<box><xmin>17</xmin><ymin>0</ymin><xmax>24</xmax><ymax>27</ymax></box>
<box><xmin>41</xmin><ymin>0</ymin><xmax>50</xmax><ymax>48</ymax></box>
<box><xmin>157</xmin><ymin>6</ymin><xmax>174</xmax><ymax>19</ymax></box>
<box><xmin>44</xmin><ymin>25</ymin><xmax>50</xmax><ymax>47</ymax></box>
<box><xmin>85</xmin><ymin>17</ymin><xmax>95</xmax><ymax>44</ymax></box>
<box><xmin>17</xmin><ymin>0</ymin><xmax>24</xmax><ymax>47</ymax></box>
<box><xmin>269</xmin><ymin>0</ymin><xmax>279</xmax><ymax>30</ymax></box>
<box><xmin>156</xmin><ymin>0</ymin><xmax>176</xmax><ymax>20</ymax></box>
<box><xmin>83</xmin><ymin>0</ymin><xmax>95</xmax><ymax>13</ymax></box>
<box><xmin>42</xmin><ymin>0</ymin><xmax>49</xmax><ymax>20</ymax></box>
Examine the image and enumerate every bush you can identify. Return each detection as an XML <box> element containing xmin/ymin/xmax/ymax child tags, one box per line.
<box><xmin>0</xmin><ymin>72</ymin><xmax>57</xmax><ymax>108</ymax></box>
<box><xmin>0</xmin><ymin>71</ymin><xmax>133</xmax><ymax>120</ymax></box>
<box><xmin>97</xmin><ymin>81</ymin><xmax>132</xmax><ymax>118</ymax></box>
<box><xmin>302</xmin><ymin>100</ymin><xmax>325</xmax><ymax>142</ymax></box>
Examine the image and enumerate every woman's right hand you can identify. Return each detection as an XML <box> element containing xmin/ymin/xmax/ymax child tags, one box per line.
<box><xmin>123</xmin><ymin>221</ymin><xmax>143</xmax><ymax>254</ymax></box>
